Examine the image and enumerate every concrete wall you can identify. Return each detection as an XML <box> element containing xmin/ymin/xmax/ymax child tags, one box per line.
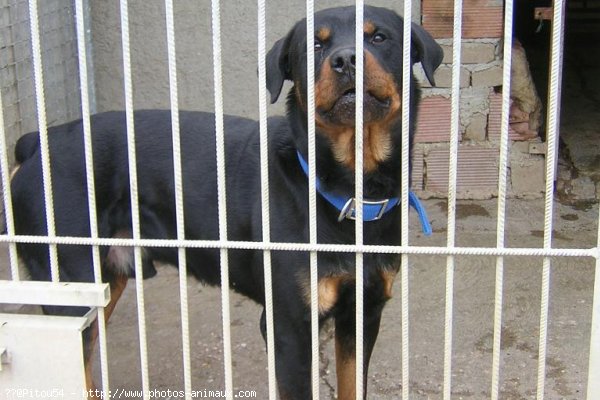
<box><xmin>90</xmin><ymin>0</ymin><xmax>420</xmax><ymax>119</ymax></box>
<box><xmin>0</xmin><ymin>0</ymin><xmax>81</xmax><ymax>163</ymax></box>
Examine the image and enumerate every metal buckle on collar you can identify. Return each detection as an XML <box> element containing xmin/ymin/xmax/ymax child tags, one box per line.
<box><xmin>338</xmin><ymin>198</ymin><xmax>390</xmax><ymax>222</ymax></box>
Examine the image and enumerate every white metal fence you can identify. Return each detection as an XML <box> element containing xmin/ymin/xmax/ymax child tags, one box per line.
<box><xmin>0</xmin><ymin>0</ymin><xmax>598</xmax><ymax>399</ymax></box>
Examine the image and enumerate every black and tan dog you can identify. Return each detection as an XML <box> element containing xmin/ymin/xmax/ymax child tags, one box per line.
<box><xmin>11</xmin><ymin>5</ymin><xmax>442</xmax><ymax>399</ymax></box>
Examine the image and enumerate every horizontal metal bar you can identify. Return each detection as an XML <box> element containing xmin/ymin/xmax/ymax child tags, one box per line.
<box><xmin>0</xmin><ymin>234</ymin><xmax>596</xmax><ymax>259</ymax></box>
<box><xmin>0</xmin><ymin>281</ymin><xmax>110</xmax><ymax>307</ymax></box>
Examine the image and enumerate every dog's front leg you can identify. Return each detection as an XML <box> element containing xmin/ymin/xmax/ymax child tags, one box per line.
<box><xmin>334</xmin><ymin>301</ymin><xmax>384</xmax><ymax>400</ymax></box>
<box><xmin>260</xmin><ymin>308</ymin><xmax>313</xmax><ymax>400</ymax></box>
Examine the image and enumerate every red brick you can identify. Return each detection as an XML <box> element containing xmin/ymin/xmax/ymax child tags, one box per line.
<box><xmin>414</xmin><ymin>96</ymin><xmax>452</xmax><ymax>143</ymax></box>
<box><xmin>488</xmin><ymin>92</ymin><xmax>522</xmax><ymax>141</ymax></box>
<box><xmin>425</xmin><ymin>146</ymin><xmax>499</xmax><ymax>192</ymax></box>
<box><xmin>422</xmin><ymin>0</ymin><xmax>503</xmax><ymax>39</ymax></box>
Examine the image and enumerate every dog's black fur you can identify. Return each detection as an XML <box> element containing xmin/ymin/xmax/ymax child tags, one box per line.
<box><xmin>11</xmin><ymin>6</ymin><xmax>442</xmax><ymax>399</ymax></box>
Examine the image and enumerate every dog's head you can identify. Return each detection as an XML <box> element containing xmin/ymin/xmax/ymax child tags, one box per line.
<box><xmin>266</xmin><ymin>5</ymin><xmax>442</xmax><ymax>171</ymax></box>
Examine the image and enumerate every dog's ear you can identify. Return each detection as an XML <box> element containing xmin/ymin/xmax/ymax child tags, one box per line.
<box><xmin>265</xmin><ymin>31</ymin><xmax>294</xmax><ymax>104</ymax></box>
<box><xmin>411</xmin><ymin>22</ymin><xmax>444</xmax><ymax>86</ymax></box>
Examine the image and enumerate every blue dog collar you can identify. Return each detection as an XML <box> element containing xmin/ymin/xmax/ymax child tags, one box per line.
<box><xmin>296</xmin><ymin>151</ymin><xmax>432</xmax><ymax>235</ymax></box>
<box><xmin>409</xmin><ymin>191</ymin><xmax>433</xmax><ymax>236</ymax></box>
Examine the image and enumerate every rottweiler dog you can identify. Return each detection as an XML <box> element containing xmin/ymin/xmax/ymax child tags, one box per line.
<box><xmin>10</xmin><ymin>5</ymin><xmax>442</xmax><ymax>399</ymax></box>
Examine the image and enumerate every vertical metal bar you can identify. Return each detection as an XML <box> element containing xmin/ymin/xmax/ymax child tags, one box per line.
<box><xmin>0</xmin><ymin>87</ymin><xmax>19</xmax><ymax>281</ymax></box>
<box><xmin>209</xmin><ymin>0</ymin><xmax>234</xmax><ymax>398</ymax></box>
<box><xmin>164</xmin><ymin>1</ymin><xmax>194</xmax><ymax>398</ymax></box>
<box><xmin>27</xmin><ymin>0</ymin><xmax>59</xmax><ymax>282</ymax></box>
<box><xmin>74</xmin><ymin>0</ymin><xmax>111</xmax><ymax>397</ymax></box>
<box><xmin>257</xmin><ymin>0</ymin><xmax>277</xmax><ymax>398</ymax></box>
<box><xmin>491</xmin><ymin>0</ymin><xmax>514</xmax><ymax>398</ymax></box>
<box><xmin>354</xmin><ymin>1</ymin><xmax>365</xmax><ymax>399</ymax></box>
<box><xmin>119</xmin><ymin>1</ymin><xmax>150</xmax><ymax>398</ymax></box>
<box><xmin>305</xmin><ymin>1</ymin><xmax>320</xmax><ymax>398</ymax></box>
<box><xmin>82</xmin><ymin>0</ymin><xmax>97</xmax><ymax>114</ymax></box>
<box><xmin>588</xmin><ymin>219</ymin><xmax>600</xmax><ymax>398</ymax></box>
<box><xmin>443</xmin><ymin>0</ymin><xmax>462</xmax><ymax>397</ymax></box>
<box><xmin>400</xmin><ymin>1</ymin><xmax>412</xmax><ymax>398</ymax></box>
<box><xmin>537</xmin><ymin>1</ymin><xmax>565</xmax><ymax>399</ymax></box>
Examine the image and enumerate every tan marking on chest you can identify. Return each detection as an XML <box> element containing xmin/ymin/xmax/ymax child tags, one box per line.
<box><xmin>300</xmin><ymin>273</ymin><xmax>353</xmax><ymax>315</ymax></box>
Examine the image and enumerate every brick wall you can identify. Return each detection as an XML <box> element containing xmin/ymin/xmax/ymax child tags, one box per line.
<box><xmin>422</xmin><ymin>0</ymin><xmax>503</xmax><ymax>39</ymax></box>
<box><xmin>413</xmin><ymin>0</ymin><xmax>545</xmax><ymax>199</ymax></box>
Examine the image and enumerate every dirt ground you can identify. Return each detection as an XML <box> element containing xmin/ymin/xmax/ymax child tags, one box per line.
<box><xmin>1</xmin><ymin>197</ymin><xmax>598</xmax><ymax>399</ymax></box>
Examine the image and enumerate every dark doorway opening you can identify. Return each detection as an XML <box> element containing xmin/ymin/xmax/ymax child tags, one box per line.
<box><xmin>514</xmin><ymin>0</ymin><xmax>600</xmax><ymax>204</ymax></box>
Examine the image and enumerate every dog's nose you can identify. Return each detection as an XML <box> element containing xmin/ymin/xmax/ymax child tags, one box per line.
<box><xmin>330</xmin><ymin>48</ymin><xmax>356</xmax><ymax>76</ymax></box>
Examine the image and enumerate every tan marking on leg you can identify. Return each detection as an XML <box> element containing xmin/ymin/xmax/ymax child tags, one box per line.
<box><xmin>299</xmin><ymin>273</ymin><xmax>353</xmax><ymax>315</ymax></box>
<box><xmin>335</xmin><ymin>334</ymin><xmax>357</xmax><ymax>400</ymax></box>
<box><xmin>379</xmin><ymin>269</ymin><xmax>398</xmax><ymax>300</ymax></box>
<box><xmin>105</xmin><ymin>274</ymin><xmax>128</xmax><ymax>321</ymax></box>
<box><xmin>84</xmin><ymin>274</ymin><xmax>128</xmax><ymax>396</ymax></box>
<box><xmin>317</xmin><ymin>276</ymin><xmax>342</xmax><ymax>314</ymax></box>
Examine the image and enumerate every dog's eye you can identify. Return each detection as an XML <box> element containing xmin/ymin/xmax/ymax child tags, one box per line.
<box><xmin>314</xmin><ymin>39</ymin><xmax>323</xmax><ymax>50</ymax></box>
<box><xmin>371</xmin><ymin>33</ymin><xmax>387</xmax><ymax>44</ymax></box>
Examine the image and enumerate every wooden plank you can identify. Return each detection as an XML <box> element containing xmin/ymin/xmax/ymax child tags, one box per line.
<box><xmin>0</xmin><ymin>281</ymin><xmax>110</xmax><ymax>307</ymax></box>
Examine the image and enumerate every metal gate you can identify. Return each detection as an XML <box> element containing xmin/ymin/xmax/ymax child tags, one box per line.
<box><xmin>0</xmin><ymin>0</ymin><xmax>598</xmax><ymax>399</ymax></box>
